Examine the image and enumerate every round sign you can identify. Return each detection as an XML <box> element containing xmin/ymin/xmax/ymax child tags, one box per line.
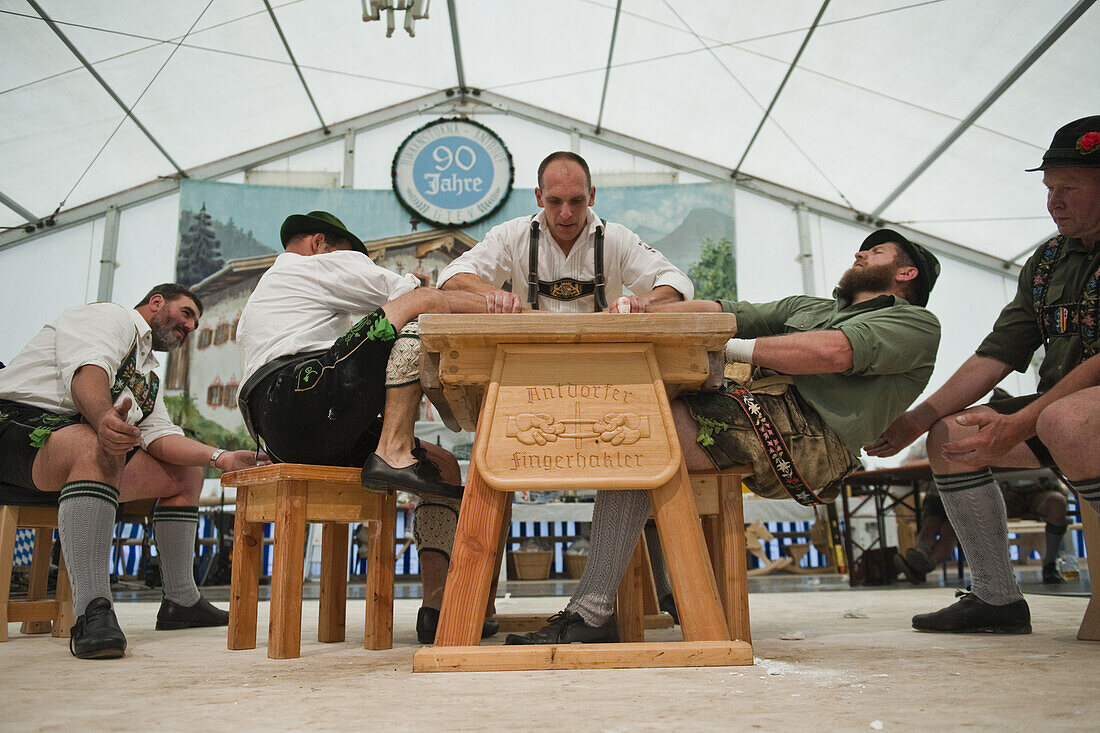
<box><xmin>391</xmin><ymin>118</ymin><xmax>514</xmax><ymax>228</ymax></box>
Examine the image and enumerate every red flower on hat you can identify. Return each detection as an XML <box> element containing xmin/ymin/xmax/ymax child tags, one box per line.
<box><xmin>1078</xmin><ymin>132</ymin><xmax>1100</xmax><ymax>155</ymax></box>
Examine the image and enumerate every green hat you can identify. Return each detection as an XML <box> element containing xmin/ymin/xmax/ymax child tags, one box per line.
<box><xmin>860</xmin><ymin>228</ymin><xmax>940</xmax><ymax>307</ymax></box>
<box><xmin>279</xmin><ymin>211</ymin><xmax>367</xmax><ymax>255</ymax></box>
<box><xmin>1025</xmin><ymin>116</ymin><xmax>1100</xmax><ymax>171</ymax></box>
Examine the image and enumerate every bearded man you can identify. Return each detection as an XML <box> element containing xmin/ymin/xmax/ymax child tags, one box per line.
<box><xmin>0</xmin><ymin>283</ymin><xmax>264</xmax><ymax>659</ymax></box>
<box><xmin>506</xmin><ymin>230</ymin><xmax>942</xmax><ymax>644</ymax></box>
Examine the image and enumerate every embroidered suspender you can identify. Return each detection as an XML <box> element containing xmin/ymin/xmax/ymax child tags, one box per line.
<box><xmin>526</xmin><ymin>218</ymin><xmax>607</xmax><ymax>311</ymax></box>
<box><xmin>719</xmin><ymin>384</ymin><xmax>826</xmax><ymax>507</ymax></box>
<box><xmin>1030</xmin><ymin>236</ymin><xmax>1100</xmax><ymax>357</ymax></box>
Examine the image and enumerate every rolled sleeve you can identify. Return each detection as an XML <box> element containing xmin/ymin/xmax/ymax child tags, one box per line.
<box><xmin>719</xmin><ymin>297</ymin><xmax>801</xmax><ymax>338</ymax></box>
<box><xmin>138</xmin><ymin>392</ymin><xmax>185</xmax><ymax>449</ymax></box>
<box><xmin>839</xmin><ymin>308</ymin><xmax>941</xmax><ymax>375</ymax></box>
<box><xmin>974</xmin><ymin>262</ymin><xmax>1042</xmax><ymax>372</ymax></box>
<box><xmin>614</xmin><ymin>225</ymin><xmax>695</xmax><ymax>299</ymax></box>
<box><xmin>438</xmin><ymin>221</ymin><xmax>517</xmax><ymax>288</ymax></box>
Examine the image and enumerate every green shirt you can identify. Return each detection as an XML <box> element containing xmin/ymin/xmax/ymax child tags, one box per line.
<box><xmin>977</xmin><ymin>236</ymin><xmax>1100</xmax><ymax>392</ymax></box>
<box><xmin>718</xmin><ymin>293</ymin><xmax>941</xmax><ymax>454</ymax></box>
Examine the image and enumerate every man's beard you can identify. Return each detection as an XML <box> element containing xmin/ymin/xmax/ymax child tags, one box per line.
<box><xmin>836</xmin><ymin>263</ymin><xmax>895</xmax><ymax>300</ymax></box>
<box><xmin>150</xmin><ymin>321</ymin><xmax>183</xmax><ymax>351</ymax></box>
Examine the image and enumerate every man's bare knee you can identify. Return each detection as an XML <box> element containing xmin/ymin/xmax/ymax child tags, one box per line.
<box><xmin>32</xmin><ymin>424</ymin><xmax>123</xmax><ymax>489</ymax></box>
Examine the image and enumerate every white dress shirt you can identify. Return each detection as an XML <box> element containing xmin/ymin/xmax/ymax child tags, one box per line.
<box><xmin>0</xmin><ymin>302</ymin><xmax>183</xmax><ymax>449</ymax></box>
<box><xmin>237</xmin><ymin>250</ymin><xmax>420</xmax><ymax>384</ymax></box>
<box><xmin>437</xmin><ymin>209</ymin><xmax>694</xmax><ymax>312</ymax></box>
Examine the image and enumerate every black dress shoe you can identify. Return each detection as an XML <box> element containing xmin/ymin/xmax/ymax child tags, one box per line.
<box><xmin>415</xmin><ymin>606</ymin><xmax>499</xmax><ymax>644</ymax></box>
<box><xmin>70</xmin><ymin>597</ymin><xmax>127</xmax><ymax>659</ymax></box>
<box><xmin>362</xmin><ymin>453</ymin><xmax>463</xmax><ymax>500</ymax></box>
<box><xmin>911</xmin><ymin>592</ymin><xmax>1031</xmax><ymax>634</ymax></box>
<box><xmin>156</xmin><ymin>596</ymin><xmax>230</xmax><ymax>630</ymax></box>
<box><xmin>505</xmin><ymin>610</ymin><xmax>619</xmax><ymax>645</ymax></box>
<box><xmin>1042</xmin><ymin>562</ymin><xmax>1065</xmax><ymax>584</ymax></box>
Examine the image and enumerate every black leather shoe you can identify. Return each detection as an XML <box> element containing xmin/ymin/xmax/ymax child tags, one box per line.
<box><xmin>905</xmin><ymin>546</ymin><xmax>935</xmax><ymax>575</ymax></box>
<box><xmin>1042</xmin><ymin>562</ymin><xmax>1065</xmax><ymax>584</ymax></box>
<box><xmin>912</xmin><ymin>592</ymin><xmax>1031</xmax><ymax>634</ymax></box>
<box><xmin>70</xmin><ymin>597</ymin><xmax>127</xmax><ymax>659</ymax></box>
<box><xmin>156</xmin><ymin>596</ymin><xmax>230</xmax><ymax>630</ymax></box>
<box><xmin>893</xmin><ymin>553</ymin><xmax>927</xmax><ymax>585</ymax></box>
<box><xmin>415</xmin><ymin>606</ymin><xmax>499</xmax><ymax>644</ymax></box>
<box><xmin>505</xmin><ymin>610</ymin><xmax>619</xmax><ymax>645</ymax></box>
<box><xmin>362</xmin><ymin>453</ymin><xmax>463</xmax><ymax>500</ymax></box>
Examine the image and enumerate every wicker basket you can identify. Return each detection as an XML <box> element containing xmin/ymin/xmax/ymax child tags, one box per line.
<box><xmin>509</xmin><ymin>550</ymin><xmax>554</xmax><ymax>580</ymax></box>
<box><xmin>564</xmin><ymin>553</ymin><xmax>588</xmax><ymax>579</ymax></box>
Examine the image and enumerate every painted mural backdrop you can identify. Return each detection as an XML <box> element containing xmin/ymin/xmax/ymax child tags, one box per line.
<box><xmin>172</xmin><ymin>178</ymin><xmax>736</xmax><ymax>449</ymax></box>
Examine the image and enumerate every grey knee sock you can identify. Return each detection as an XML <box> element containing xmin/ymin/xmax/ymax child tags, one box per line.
<box><xmin>1044</xmin><ymin>522</ymin><xmax>1067</xmax><ymax>565</ymax></box>
<box><xmin>643</xmin><ymin>520</ymin><xmax>673</xmax><ymax>599</ymax></box>
<box><xmin>935</xmin><ymin>470</ymin><xmax>1022</xmax><ymax>605</ymax></box>
<box><xmin>58</xmin><ymin>481</ymin><xmax>119</xmax><ymax>617</ymax></box>
<box><xmin>567</xmin><ymin>489</ymin><xmax>651</xmax><ymax>626</ymax></box>
<box><xmin>1069</xmin><ymin>476</ymin><xmax>1100</xmax><ymax>515</ymax></box>
<box><xmin>153</xmin><ymin>506</ymin><xmax>201</xmax><ymax>607</ymax></box>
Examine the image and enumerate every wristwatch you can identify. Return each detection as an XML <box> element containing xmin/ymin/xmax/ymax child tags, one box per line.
<box><xmin>209</xmin><ymin>448</ymin><xmax>226</xmax><ymax>468</ymax></box>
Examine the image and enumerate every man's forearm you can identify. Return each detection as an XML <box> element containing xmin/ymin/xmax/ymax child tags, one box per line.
<box><xmin>439</xmin><ymin>272</ymin><xmax>495</xmax><ymax>295</ymax></box>
<box><xmin>146</xmin><ymin>434</ymin><xmax>220</xmax><ymax>467</ymax></box>
<box><xmin>638</xmin><ymin>285</ymin><xmax>685</xmax><ymax>308</ymax></box>
<box><xmin>919</xmin><ymin>353</ymin><xmax>1014</xmax><ymax>425</ymax></box>
<box><xmin>649</xmin><ymin>299</ymin><xmax>724</xmax><ymax>314</ymax></box>
<box><xmin>751</xmin><ymin>330</ymin><xmax>853</xmax><ymax>375</ymax></box>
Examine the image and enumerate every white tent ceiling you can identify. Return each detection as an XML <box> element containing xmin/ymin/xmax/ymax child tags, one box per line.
<box><xmin>1</xmin><ymin>0</ymin><xmax>1099</xmax><ymax>264</ymax></box>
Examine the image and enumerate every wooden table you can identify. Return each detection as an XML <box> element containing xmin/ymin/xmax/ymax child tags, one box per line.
<box><xmin>412</xmin><ymin>313</ymin><xmax>753</xmax><ymax>672</ymax></box>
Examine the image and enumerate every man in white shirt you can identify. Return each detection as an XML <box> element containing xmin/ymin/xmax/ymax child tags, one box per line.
<box><xmin>237</xmin><ymin>210</ymin><xmax>487</xmax><ymax>498</ymax></box>
<box><xmin>436</xmin><ymin>152</ymin><xmax>695</xmax><ymax>628</ymax></box>
<box><xmin>237</xmin><ymin>211</ymin><xmax>498</xmax><ymax>644</ymax></box>
<box><xmin>0</xmin><ymin>284</ymin><xmax>263</xmax><ymax>659</ymax></box>
<box><xmin>438</xmin><ymin>151</ymin><xmax>693</xmax><ymax>313</ymax></box>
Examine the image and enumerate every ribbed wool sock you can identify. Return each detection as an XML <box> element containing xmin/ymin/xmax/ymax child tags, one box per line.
<box><xmin>643</xmin><ymin>520</ymin><xmax>674</xmax><ymax>600</ymax></box>
<box><xmin>57</xmin><ymin>481</ymin><xmax>119</xmax><ymax>617</ymax></box>
<box><xmin>567</xmin><ymin>489</ymin><xmax>651</xmax><ymax>626</ymax></box>
<box><xmin>1044</xmin><ymin>522</ymin><xmax>1067</xmax><ymax>565</ymax></box>
<box><xmin>935</xmin><ymin>469</ymin><xmax>1022</xmax><ymax>605</ymax></box>
<box><xmin>1068</xmin><ymin>476</ymin><xmax>1100</xmax><ymax>515</ymax></box>
<box><xmin>152</xmin><ymin>506</ymin><xmax>201</xmax><ymax>607</ymax></box>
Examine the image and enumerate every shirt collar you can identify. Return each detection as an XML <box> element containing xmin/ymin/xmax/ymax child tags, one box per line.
<box><xmin>535</xmin><ymin>209</ymin><xmax>601</xmax><ymax>245</ymax></box>
<box><xmin>129</xmin><ymin>308</ymin><xmax>160</xmax><ymax>367</ymax></box>
<box><xmin>831</xmin><ymin>289</ymin><xmax>903</xmax><ymax>312</ymax></box>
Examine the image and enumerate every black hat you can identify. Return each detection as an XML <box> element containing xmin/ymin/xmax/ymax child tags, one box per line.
<box><xmin>280</xmin><ymin>211</ymin><xmax>367</xmax><ymax>255</ymax></box>
<box><xmin>1025</xmin><ymin>116</ymin><xmax>1100</xmax><ymax>171</ymax></box>
<box><xmin>860</xmin><ymin>229</ymin><xmax>941</xmax><ymax>307</ymax></box>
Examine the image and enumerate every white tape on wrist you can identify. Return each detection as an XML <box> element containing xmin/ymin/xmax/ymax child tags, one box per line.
<box><xmin>724</xmin><ymin>338</ymin><xmax>757</xmax><ymax>365</ymax></box>
<box><xmin>615</xmin><ymin>296</ymin><xmax>632</xmax><ymax>313</ymax></box>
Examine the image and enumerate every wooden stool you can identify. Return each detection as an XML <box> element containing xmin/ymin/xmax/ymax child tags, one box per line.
<box><xmin>616</xmin><ymin>466</ymin><xmax>754</xmax><ymax>644</ymax></box>
<box><xmin>220</xmin><ymin>464</ymin><xmax>397</xmax><ymax>659</ymax></box>
<box><xmin>1</xmin><ymin>502</ymin><xmax>73</xmax><ymax>642</ymax></box>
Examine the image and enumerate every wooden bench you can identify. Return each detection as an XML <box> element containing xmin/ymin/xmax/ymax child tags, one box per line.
<box><xmin>1006</xmin><ymin>519</ymin><xmax>1083</xmax><ymax>565</ymax></box>
<box><xmin>220</xmin><ymin>464</ymin><xmax>397</xmax><ymax>659</ymax></box>
<box><xmin>1</xmin><ymin>502</ymin><xmax>73</xmax><ymax>642</ymax></box>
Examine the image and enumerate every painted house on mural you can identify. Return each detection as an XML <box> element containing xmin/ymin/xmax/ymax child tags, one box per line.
<box><xmin>164</xmin><ymin>228</ymin><xmax>477</xmax><ymax>449</ymax></box>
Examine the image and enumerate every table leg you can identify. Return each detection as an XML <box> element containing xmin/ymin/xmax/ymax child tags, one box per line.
<box><xmin>228</xmin><ymin>487</ymin><xmax>262</xmax><ymax>651</ymax></box>
<box><xmin>651</xmin><ymin>462</ymin><xmax>729</xmax><ymax>642</ymax></box>
<box><xmin>434</xmin><ymin>464</ymin><xmax>510</xmax><ymax>646</ymax></box>
<box><xmin>616</xmin><ymin>538</ymin><xmax>648</xmax><ymax>643</ymax></box>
